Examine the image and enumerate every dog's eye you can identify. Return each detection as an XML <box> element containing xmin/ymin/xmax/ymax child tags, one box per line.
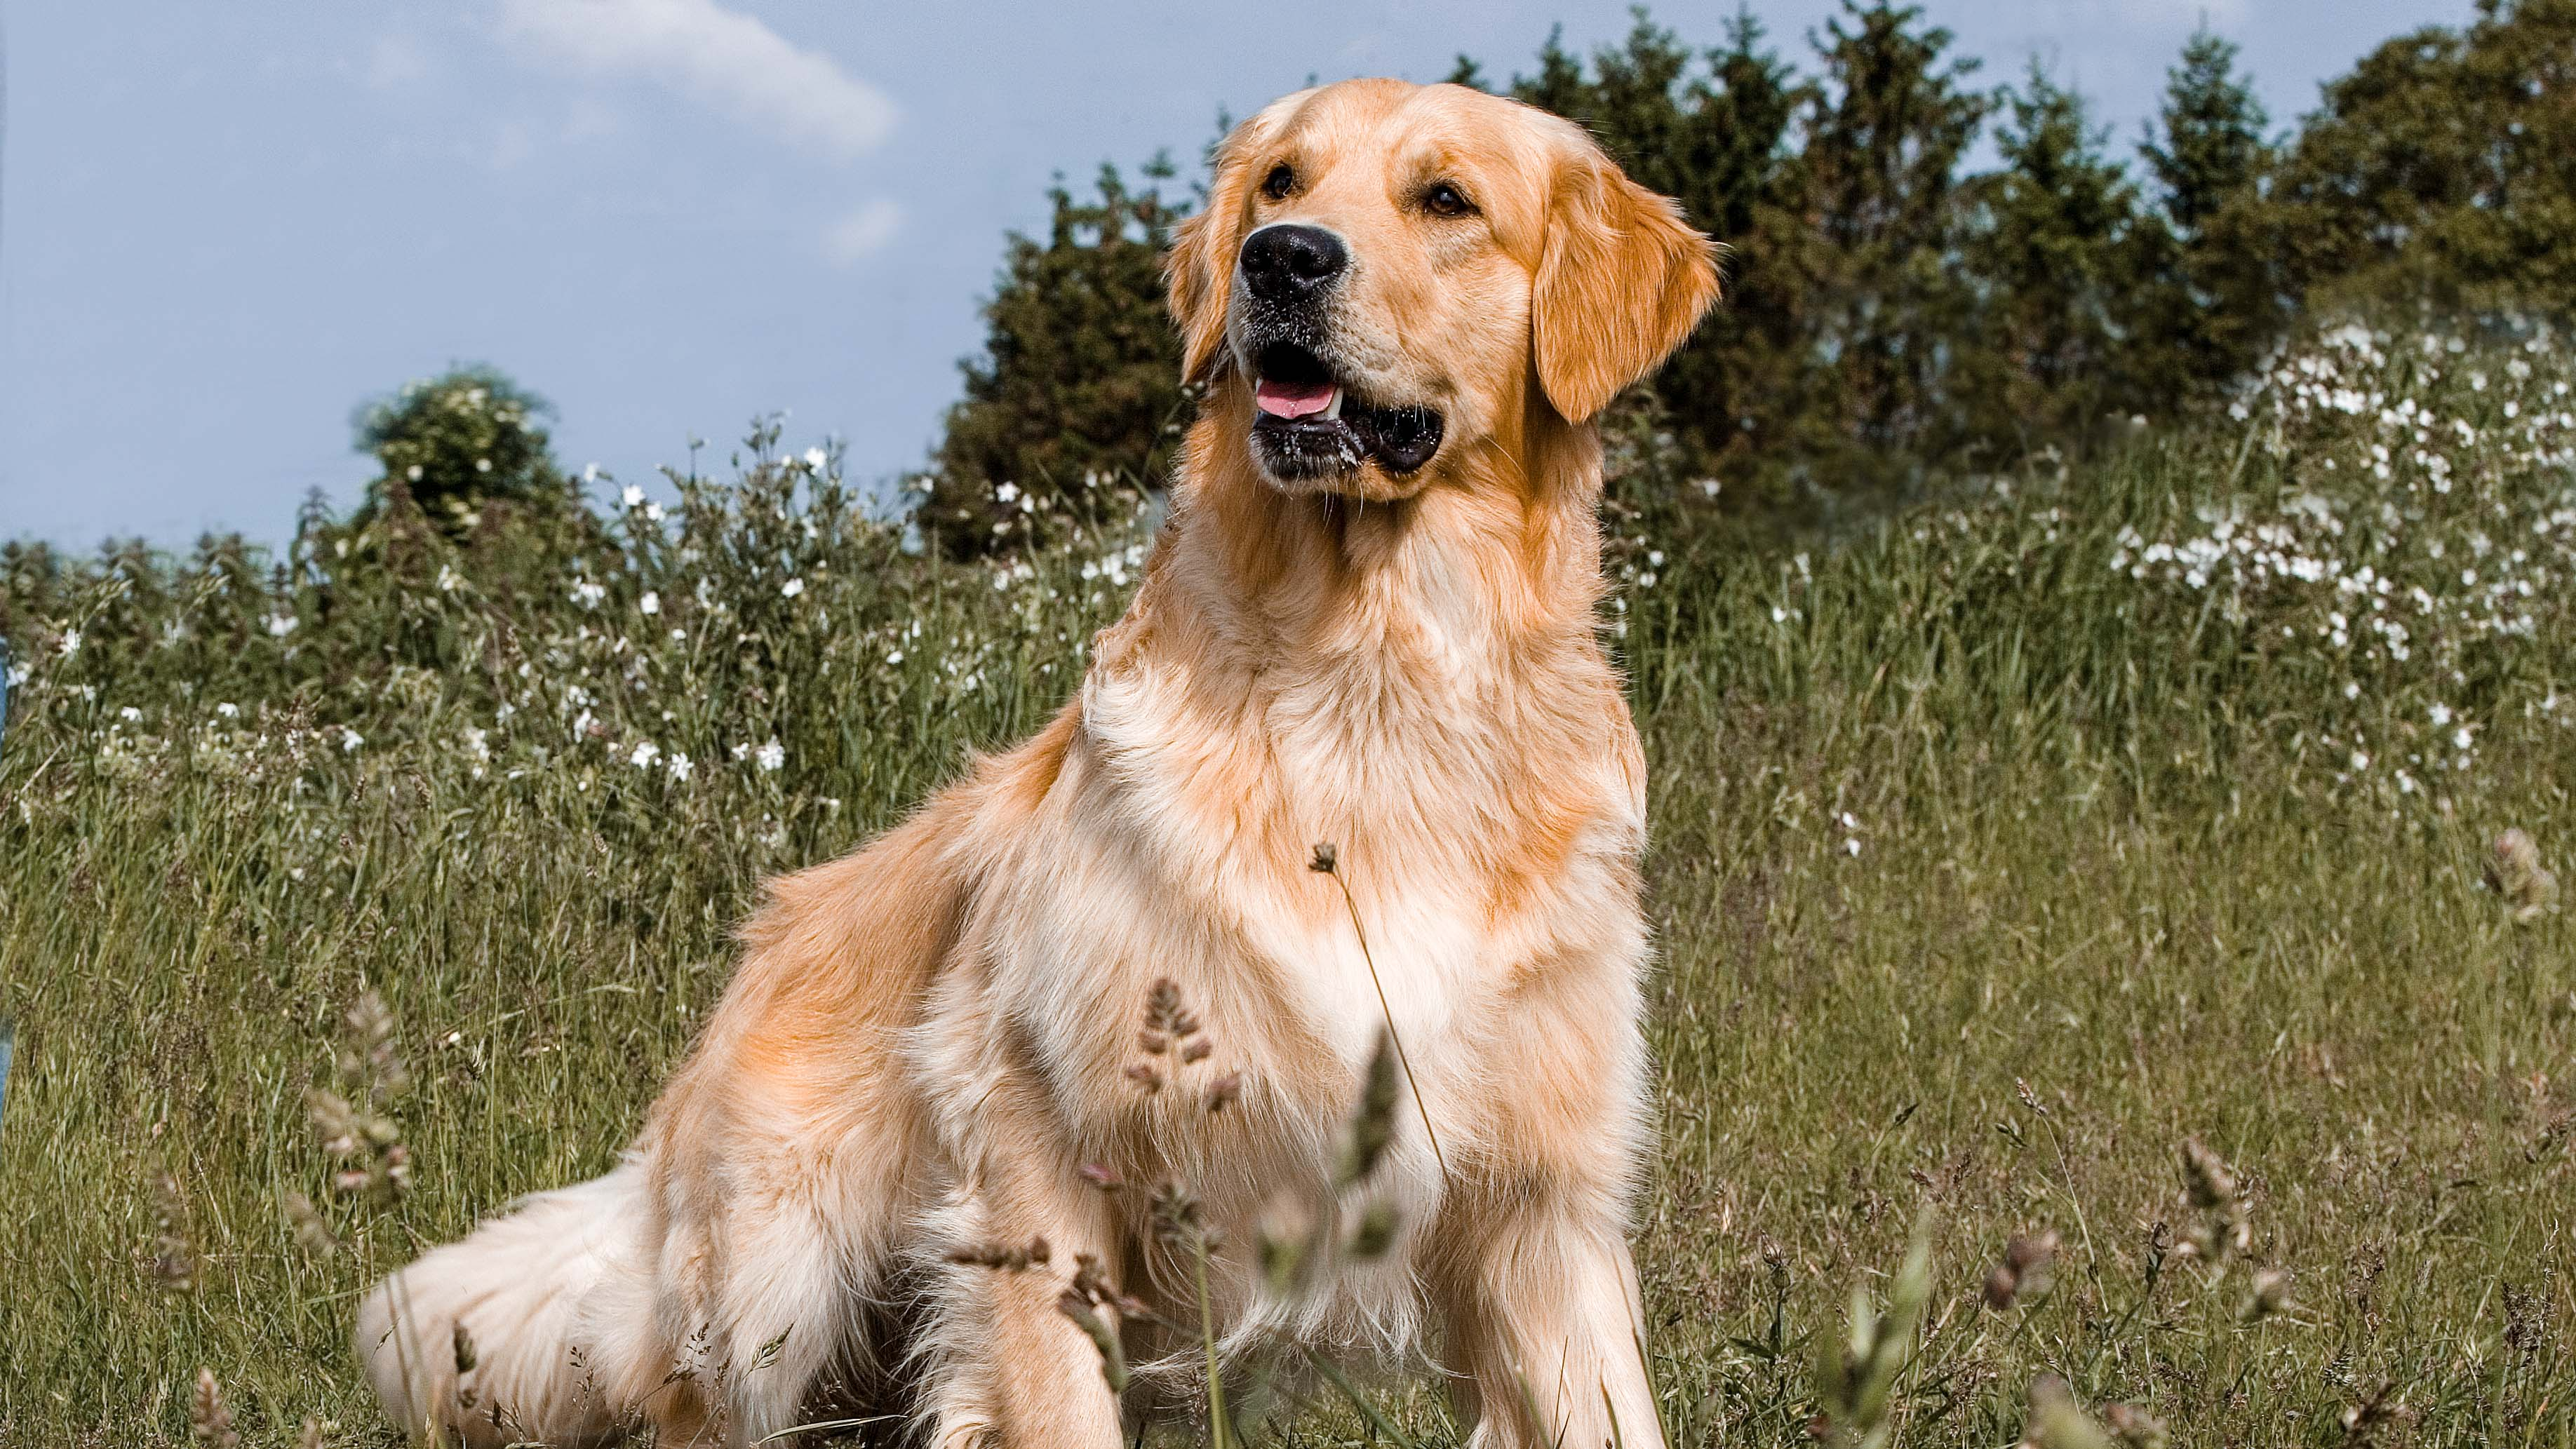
<box><xmin>1262</xmin><ymin>164</ymin><xmax>1296</xmax><ymax>200</ymax></box>
<box><xmin>1422</xmin><ymin>182</ymin><xmax>1474</xmax><ymax>217</ymax></box>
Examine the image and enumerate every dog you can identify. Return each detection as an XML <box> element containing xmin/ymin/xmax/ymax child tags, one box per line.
<box><xmin>360</xmin><ymin>76</ymin><xmax>1717</xmax><ymax>1448</ymax></box>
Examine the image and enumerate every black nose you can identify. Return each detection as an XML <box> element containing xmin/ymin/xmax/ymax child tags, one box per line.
<box><xmin>1239</xmin><ymin>224</ymin><xmax>1347</xmax><ymax>302</ymax></box>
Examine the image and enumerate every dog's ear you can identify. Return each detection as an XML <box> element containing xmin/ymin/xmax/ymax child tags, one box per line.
<box><xmin>1531</xmin><ymin>148</ymin><xmax>1721</xmax><ymax>424</ymax></box>
<box><xmin>1165</xmin><ymin>112</ymin><xmax>1281</xmax><ymax>386</ymax></box>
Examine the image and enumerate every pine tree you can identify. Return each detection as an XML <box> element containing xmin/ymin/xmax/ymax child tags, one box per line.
<box><xmin>925</xmin><ymin>161</ymin><xmax>1190</xmax><ymax>559</ymax></box>
<box><xmin>2127</xmin><ymin>26</ymin><xmax>2279</xmax><ymax>412</ymax></box>
<box><xmin>1960</xmin><ymin>61</ymin><xmax>2144</xmax><ymax>452</ymax></box>
<box><xmin>2144</xmin><ymin>27</ymin><xmax>2269</xmax><ymax>241</ymax></box>
<box><xmin>1793</xmin><ymin>1</ymin><xmax>1991</xmax><ymax>492</ymax></box>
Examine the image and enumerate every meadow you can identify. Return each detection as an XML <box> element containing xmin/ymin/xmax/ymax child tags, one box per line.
<box><xmin>2</xmin><ymin>321</ymin><xmax>2572</xmax><ymax>1445</ymax></box>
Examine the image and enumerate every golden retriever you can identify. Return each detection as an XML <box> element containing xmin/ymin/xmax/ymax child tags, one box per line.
<box><xmin>361</xmin><ymin>76</ymin><xmax>1717</xmax><ymax>1448</ymax></box>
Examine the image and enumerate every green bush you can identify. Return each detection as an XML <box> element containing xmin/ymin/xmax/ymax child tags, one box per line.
<box><xmin>351</xmin><ymin>365</ymin><xmax>574</xmax><ymax>535</ymax></box>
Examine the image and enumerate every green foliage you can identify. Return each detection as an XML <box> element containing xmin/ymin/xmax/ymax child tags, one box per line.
<box><xmin>1957</xmin><ymin>61</ymin><xmax>2149</xmax><ymax>452</ymax></box>
<box><xmin>1792</xmin><ymin>3</ymin><xmax>1991</xmax><ymax>480</ymax></box>
<box><xmin>926</xmin><ymin>162</ymin><xmax>1193</xmax><ymax>559</ymax></box>
<box><xmin>2267</xmin><ymin>0</ymin><xmax>2576</xmax><ymax>314</ymax></box>
<box><xmin>7</xmin><ymin>324</ymin><xmax>2576</xmax><ymax>1446</ymax></box>
<box><xmin>2125</xmin><ymin>26</ymin><xmax>2283</xmax><ymax>415</ymax></box>
<box><xmin>351</xmin><ymin>365</ymin><xmax>572</xmax><ymax>534</ymax></box>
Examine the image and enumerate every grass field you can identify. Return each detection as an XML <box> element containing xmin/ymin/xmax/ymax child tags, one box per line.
<box><xmin>4</xmin><ymin>324</ymin><xmax>2574</xmax><ymax>1446</ymax></box>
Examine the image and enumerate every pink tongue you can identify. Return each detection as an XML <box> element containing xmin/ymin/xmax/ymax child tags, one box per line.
<box><xmin>1255</xmin><ymin>378</ymin><xmax>1336</xmax><ymax>419</ymax></box>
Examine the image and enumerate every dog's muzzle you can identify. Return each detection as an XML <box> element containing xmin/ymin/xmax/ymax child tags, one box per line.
<box><xmin>1236</xmin><ymin>225</ymin><xmax>1445</xmax><ymax>482</ymax></box>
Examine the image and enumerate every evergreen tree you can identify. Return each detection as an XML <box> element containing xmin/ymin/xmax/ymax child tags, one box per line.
<box><xmin>2144</xmin><ymin>27</ymin><xmax>2270</xmax><ymax>240</ymax></box>
<box><xmin>1792</xmin><ymin>1</ymin><xmax>1991</xmax><ymax>491</ymax></box>
<box><xmin>1960</xmin><ymin>61</ymin><xmax>2145</xmax><ymax>451</ymax></box>
<box><xmin>2127</xmin><ymin>27</ymin><xmax>2281</xmax><ymax>411</ymax></box>
<box><xmin>926</xmin><ymin>161</ymin><xmax>1190</xmax><ymax>560</ymax></box>
<box><xmin>351</xmin><ymin>366</ymin><xmax>570</xmax><ymax>534</ymax></box>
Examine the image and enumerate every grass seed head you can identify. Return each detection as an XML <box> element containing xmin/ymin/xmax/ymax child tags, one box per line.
<box><xmin>2241</xmin><ymin>1267</ymin><xmax>2295</xmax><ymax>1322</ymax></box>
<box><xmin>2101</xmin><ymin>1403</ymin><xmax>2169</xmax><ymax>1449</ymax></box>
<box><xmin>1984</xmin><ymin>1230</ymin><xmax>2059</xmax><ymax>1311</ymax></box>
<box><xmin>1202</xmin><ymin>1070</ymin><xmax>1241</xmax><ymax>1114</ymax></box>
<box><xmin>947</xmin><ymin>1235</ymin><xmax>1052</xmax><ymax>1272</ymax></box>
<box><xmin>2177</xmin><ymin>1138</ymin><xmax>2250</xmax><ymax>1261</ymax></box>
<box><xmin>283</xmin><ymin>1189</ymin><xmax>340</xmax><ymax>1258</ymax></box>
<box><xmin>2486</xmin><ymin>828</ymin><xmax>2558</xmax><ymax>921</ymax></box>
<box><xmin>1814</xmin><ymin>1210</ymin><xmax>1934</xmax><ymax>1449</ymax></box>
<box><xmin>148</xmin><ymin>1166</ymin><xmax>198</xmax><ymax>1295</ymax></box>
<box><xmin>189</xmin><ymin>1368</ymin><xmax>240</xmax><ymax>1449</ymax></box>
<box><xmin>1346</xmin><ymin>1200</ymin><xmax>1399</xmax><ymax>1260</ymax></box>
<box><xmin>2018</xmin><ymin>1376</ymin><xmax>2112</xmax><ymax>1449</ymax></box>
<box><xmin>1336</xmin><ymin>1030</ymin><xmax>1399</xmax><ymax>1188</ymax></box>
<box><xmin>1254</xmin><ymin>1195</ymin><xmax>1316</xmax><ymax>1297</ymax></box>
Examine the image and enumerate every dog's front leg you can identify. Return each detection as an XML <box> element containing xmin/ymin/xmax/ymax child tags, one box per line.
<box><xmin>1432</xmin><ymin>1190</ymin><xmax>1666</xmax><ymax>1449</ymax></box>
<box><xmin>917</xmin><ymin>1147</ymin><xmax>1129</xmax><ymax>1449</ymax></box>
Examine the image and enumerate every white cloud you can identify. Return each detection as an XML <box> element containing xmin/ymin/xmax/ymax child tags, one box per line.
<box><xmin>497</xmin><ymin>0</ymin><xmax>896</xmax><ymax>159</ymax></box>
<box><xmin>822</xmin><ymin>199</ymin><xmax>905</xmax><ymax>265</ymax></box>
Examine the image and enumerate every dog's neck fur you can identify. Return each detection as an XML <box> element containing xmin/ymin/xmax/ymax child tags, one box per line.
<box><xmin>1153</xmin><ymin>382</ymin><xmax>1609</xmax><ymax>688</ymax></box>
<box><xmin>1075</xmin><ymin>384</ymin><xmax>1634</xmax><ymax>912</ymax></box>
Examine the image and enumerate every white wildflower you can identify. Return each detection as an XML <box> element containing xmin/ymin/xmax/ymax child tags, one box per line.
<box><xmin>640</xmin><ymin>591</ymin><xmax>661</xmax><ymax>616</ymax></box>
<box><xmin>755</xmin><ymin>740</ymin><xmax>785</xmax><ymax>772</ymax></box>
<box><xmin>340</xmin><ymin>727</ymin><xmax>364</xmax><ymax>754</ymax></box>
<box><xmin>629</xmin><ymin>741</ymin><xmax>660</xmax><ymax>769</ymax></box>
<box><xmin>781</xmin><ymin>578</ymin><xmax>806</xmax><ymax>598</ymax></box>
<box><xmin>666</xmin><ymin>752</ymin><xmax>693</xmax><ymax>782</ymax></box>
<box><xmin>622</xmin><ymin>485</ymin><xmax>646</xmax><ymax>509</ymax></box>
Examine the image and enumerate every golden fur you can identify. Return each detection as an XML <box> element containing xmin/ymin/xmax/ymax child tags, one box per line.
<box><xmin>361</xmin><ymin>78</ymin><xmax>1718</xmax><ymax>1448</ymax></box>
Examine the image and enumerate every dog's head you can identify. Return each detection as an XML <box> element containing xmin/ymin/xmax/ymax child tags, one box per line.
<box><xmin>1167</xmin><ymin>79</ymin><xmax>1719</xmax><ymax>499</ymax></box>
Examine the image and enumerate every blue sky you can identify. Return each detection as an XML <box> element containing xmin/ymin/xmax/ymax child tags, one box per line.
<box><xmin>1</xmin><ymin>0</ymin><xmax>2469</xmax><ymax>548</ymax></box>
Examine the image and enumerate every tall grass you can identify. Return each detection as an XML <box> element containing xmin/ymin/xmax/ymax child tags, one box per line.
<box><xmin>2</xmin><ymin>326</ymin><xmax>2572</xmax><ymax>1445</ymax></box>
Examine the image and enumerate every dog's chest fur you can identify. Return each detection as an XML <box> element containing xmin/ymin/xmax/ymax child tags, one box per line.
<box><xmin>944</xmin><ymin>560</ymin><xmax>1648</xmax><ymax>1345</ymax></box>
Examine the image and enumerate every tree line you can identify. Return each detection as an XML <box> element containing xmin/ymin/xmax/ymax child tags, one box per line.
<box><xmin>300</xmin><ymin>0</ymin><xmax>2572</xmax><ymax>562</ymax></box>
<box><xmin>920</xmin><ymin>0</ymin><xmax>2576</xmax><ymax>555</ymax></box>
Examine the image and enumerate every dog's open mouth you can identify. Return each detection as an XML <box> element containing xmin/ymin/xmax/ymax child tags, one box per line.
<box><xmin>1248</xmin><ymin>342</ymin><xmax>1443</xmax><ymax>480</ymax></box>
